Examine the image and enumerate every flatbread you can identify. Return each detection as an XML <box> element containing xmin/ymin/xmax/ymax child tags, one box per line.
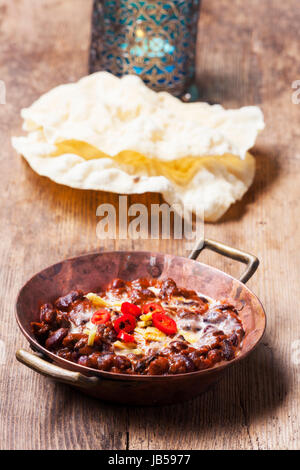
<box><xmin>12</xmin><ymin>72</ymin><xmax>264</xmax><ymax>221</ymax></box>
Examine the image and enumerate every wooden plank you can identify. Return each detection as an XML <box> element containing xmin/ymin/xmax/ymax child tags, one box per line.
<box><xmin>0</xmin><ymin>0</ymin><xmax>128</xmax><ymax>451</ymax></box>
<box><xmin>128</xmin><ymin>0</ymin><xmax>300</xmax><ymax>450</ymax></box>
<box><xmin>0</xmin><ymin>0</ymin><xmax>299</xmax><ymax>450</ymax></box>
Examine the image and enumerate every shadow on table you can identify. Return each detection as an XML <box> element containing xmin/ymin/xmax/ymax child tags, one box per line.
<box><xmin>53</xmin><ymin>331</ymin><xmax>289</xmax><ymax>447</ymax></box>
<box><xmin>123</xmin><ymin>334</ymin><xmax>289</xmax><ymax>435</ymax></box>
<box><xmin>216</xmin><ymin>146</ymin><xmax>281</xmax><ymax>224</ymax></box>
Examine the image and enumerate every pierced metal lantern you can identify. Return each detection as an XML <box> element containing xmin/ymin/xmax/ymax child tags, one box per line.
<box><xmin>89</xmin><ymin>0</ymin><xmax>201</xmax><ymax>98</ymax></box>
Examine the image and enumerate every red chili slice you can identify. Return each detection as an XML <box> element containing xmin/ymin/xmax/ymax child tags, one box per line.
<box><xmin>114</xmin><ymin>313</ymin><xmax>136</xmax><ymax>333</ymax></box>
<box><xmin>117</xmin><ymin>331</ymin><xmax>136</xmax><ymax>343</ymax></box>
<box><xmin>91</xmin><ymin>309</ymin><xmax>111</xmax><ymax>325</ymax></box>
<box><xmin>121</xmin><ymin>302</ymin><xmax>142</xmax><ymax>317</ymax></box>
<box><xmin>152</xmin><ymin>312</ymin><xmax>177</xmax><ymax>336</ymax></box>
<box><xmin>142</xmin><ymin>302</ymin><xmax>165</xmax><ymax>315</ymax></box>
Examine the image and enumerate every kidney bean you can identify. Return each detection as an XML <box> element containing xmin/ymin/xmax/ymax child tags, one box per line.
<box><xmin>169</xmin><ymin>354</ymin><xmax>196</xmax><ymax>374</ymax></box>
<box><xmin>212</xmin><ymin>329</ymin><xmax>225</xmax><ymax>336</ymax></box>
<box><xmin>101</xmin><ymin>342</ymin><xmax>113</xmax><ymax>352</ymax></box>
<box><xmin>45</xmin><ymin>328</ymin><xmax>68</xmax><ymax>350</ymax></box>
<box><xmin>113</xmin><ymin>355</ymin><xmax>131</xmax><ymax>371</ymax></box>
<box><xmin>97</xmin><ymin>323</ymin><xmax>117</xmax><ymax>343</ymax></box>
<box><xmin>195</xmin><ymin>346</ymin><xmax>210</xmax><ymax>357</ymax></box>
<box><xmin>77</xmin><ymin>355</ymin><xmax>89</xmax><ymax>367</ymax></box>
<box><xmin>130</xmin><ymin>287</ymin><xmax>155</xmax><ymax>303</ymax></box>
<box><xmin>159</xmin><ymin>278</ymin><xmax>178</xmax><ymax>299</ymax></box>
<box><xmin>40</xmin><ymin>304</ymin><xmax>56</xmax><ymax>324</ymax></box>
<box><xmin>203</xmin><ymin>310</ymin><xmax>226</xmax><ymax>324</ymax></box>
<box><xmin>177</xmin><ymin>309</ymin><xmax>196</xmax><ymax>319</ymax></box>
<box><xmin>131</xmin><ymin>278</ymin><xmax>151</xmax><ymax>289</ymax></box>
<box><xmin>176</xmin><ymin>287</ymin><xmax>197</xmax><ymax>298</ymax></box>
<box><xmin>31</xmin><ymin>321</ymin><xmax>50</xmax><ymax>338</ymax></box>
<box><xmin>140</xmin><ymin>288</ymin><xmax>155</xmax><ymax>298</ymax></box>
<box><xmin>169</xmin><ymin>341</ymin><xmax>189</xmax><ymax>353</ymax></box>
<box><xmin>182</xmin><ymin>355</ymin><xmax>196</xmax><ymax>372</ymax></box>
<box><xmin>87</xmin><ymin>352</ymin><xmax>102</xmax><ymax>368</ymax></box>
<box><xmin>55</xmin><ymin>290</ymin><xmax>84</xmax><ymax>311</ymax></box>
<box><xmin>57</xmin><ymin>348</ymin><xmax>74</xmax><ymax>361</ymax></box>
<box><xmin>181</xmin><ymin>346</ymin><xmax>196</xmax><ymax>356</ymax></box>
<box><xmin>188</xmin><ymin>350</ymin><xmax>210</xmax><ymax>370</ymax></box>
<box><xmin>78</xmin><ymin>345</ymin><xmax>94</xmax><ymax>356</ymax></box>
<box><xmin>228</xmin><ymin>333</ymin><xmax>238</xmax><ymax>347</ymax></box>
<box><xmin>96</xmin><ymin>353</ymin><xmax>115</xmax><ymax>371</ymax></box>
<box><xmin>71</xmin><ymin>351</ymin><xmax>79</xmax><ymax>362</ymax></box>
<box><xmin>194</xmin><ymin>356</ymin><xmax>211</xmax><ymax>371</ymax></box>
<box><xmin>207</xmin><ymin>349</ymin><xmax>222</xmax><ymax>363</ymax></box>
<box><xmin>110</xmin><ymin>278</ymin><xmax>125</xmax><ymax>289</ymax></box>
<box><xmin>218</xmin><ymin>304</ymin><xmax>239</xmax><ymax>315</ymax></box>
<box><xmin>143</xmin><ymin>353</ymin><xmax>158</xmax><ymax>366</ymax></box>
<box><xmin>148</xmin><ymin>357</ymin><xmax>169</xmax><ymax>375</ymax></box>
<box><xmin>236</xmin><ymin>328</ymin><xmax>245</xmax><ymax>340</ymax></box>
<box><xmin>62</xmin><ymin>333</ymin><xmax>85</xmax><ymax>347</ymax></box>
<box><xmin>135</xmin><ymin>360</ymin><xmax>146</xmax><ymax>373</ymax></box>
<box><xmin>221</xmin><ymin>339</ymin><xmax>235</xmax><ymax>360</ymax></box>
<box><xmin>55</xmin><ymin>311</ymin><xmax>71</xmax><ymax>328</ymax></box>
<box><xmin>74</xmin><ymin>336</ymin><xmax>88</xmax><ymax>350</ymax></box>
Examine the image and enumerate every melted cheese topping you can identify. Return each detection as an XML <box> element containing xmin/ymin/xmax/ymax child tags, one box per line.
<box><xmin>68</xmin><ymin>290</ymin><xmax>242</xmax><ymax>359</ymax></box>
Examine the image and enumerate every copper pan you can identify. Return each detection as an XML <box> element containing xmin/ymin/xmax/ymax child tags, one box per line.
<box><xmin>15</xmin><ymin>239</ymin><xmax>266</xmax><ymax>405</ymax></box>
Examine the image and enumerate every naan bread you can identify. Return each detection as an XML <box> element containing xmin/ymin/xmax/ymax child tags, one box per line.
<box><xmin>12</xmin><ymin>72</ymin><xmax>264</xmax><ymax>221</ymax></box>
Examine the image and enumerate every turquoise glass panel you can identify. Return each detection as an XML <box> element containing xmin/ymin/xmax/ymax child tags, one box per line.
<box><xmin>90</xmin><ymin>0</ymin><xmax>201</xmax><ymax>96</ymax></box>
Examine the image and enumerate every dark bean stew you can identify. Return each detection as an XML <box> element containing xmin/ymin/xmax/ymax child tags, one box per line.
<box><xmin>31</xmin><ymin>278</ymin><xmax>245</xmax><ymax>375</ymax></box>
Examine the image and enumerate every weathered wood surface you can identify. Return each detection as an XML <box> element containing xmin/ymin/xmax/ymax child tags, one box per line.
<box><xmin>0</xmin><ymin>0</ymin><xmax>299</xmax><ymax>450</ymax></box>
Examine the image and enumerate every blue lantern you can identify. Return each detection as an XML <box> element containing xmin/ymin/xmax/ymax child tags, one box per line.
<box><xmin>90</xmin><ymin>0</ymin><xmax>201</xmax><ymax>98</ymax></box>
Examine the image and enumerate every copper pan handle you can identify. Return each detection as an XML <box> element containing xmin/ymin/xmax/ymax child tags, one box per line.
<box><xmin>16</xmin><ymin>349</ymin><xmax>100</xmax><ymax>389</ymax></box>
<box><xmin>189</xmin><ymin>239</ymin><xmax>259</xmax><ymax>284</ymax></box>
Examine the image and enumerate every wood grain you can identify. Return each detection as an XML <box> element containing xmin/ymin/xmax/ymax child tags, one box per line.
<box><xmin>0</xmin><ymin>0</ymin><xmax>299</xmax><ymax>450</ymax></box>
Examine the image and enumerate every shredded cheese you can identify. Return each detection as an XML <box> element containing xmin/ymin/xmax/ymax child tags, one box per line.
<box><xmin>85</xmin><ymin>293</ymin><xmax>107</xmax><ymax>307</ymax></box>
<box><xmin>144</xmin><ymin>327</ymin><xmax>166</xmax><ymax>342</ymax></box>
<box><xmin>87</xmin><ymin>326</ymin><xmax>97</xmax><ymax>346</ymax></box>
<box><xmin>179</xmin><ymin>330</ymin><xmax>199</xmax><ymax>344</ymax></box>
<box><xmin>140</xmin><ymin>312</ymin><xmax>153</xmax><ymax>322</ymax></box>
<box><xmin>114</xmin><ymin>340</ymin><xmax>137</xmax><ymax>350</ymax></box>
<box><xmin>86</xmin><ymin>292</ymin><xmax>122</xmax><ymax>308</ymax></box>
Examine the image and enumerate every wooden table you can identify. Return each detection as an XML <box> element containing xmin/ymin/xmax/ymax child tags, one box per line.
<box><xmin>0</xmin><ymin>0</ymin><xmax>299</xmax><ymax>450</ymax></box>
